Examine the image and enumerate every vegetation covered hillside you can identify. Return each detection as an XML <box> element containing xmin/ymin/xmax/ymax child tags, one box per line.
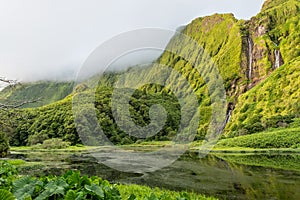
<box><xmin>0</xmin><ymin>81</ymin><xmax>73</xmax><ymax>108</ymax></box>
<box><xmin>9</xmin><ymin>83</ymin><xmax>182</xmax><ymax>146</ymax></box>
<box><xmin>224</xmin><ymin>0</ymin><xmax>300</xmax><ymax>136</ymax></box>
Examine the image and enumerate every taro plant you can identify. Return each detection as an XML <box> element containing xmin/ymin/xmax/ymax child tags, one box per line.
<box><xmin>0</xmin><ymin>189</ymin><xmax>15</xmax><ymax>200</ymax></box>
<box><xmin>0</xmin><ymin>161</ymin><xmax>18</xmax><ymax>190</ymax></box>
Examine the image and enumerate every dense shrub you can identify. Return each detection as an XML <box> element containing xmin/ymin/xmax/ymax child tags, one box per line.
<box><xmin>38</xmin><ymin>138</ymin><xmax>70</xmax><ymax>149</ymax></box>
<box><xmin>244</xmin><ymin>122</ymin><xmax>265</xmax><ymax>134</ymax></box>
<box><xmin>0</xmin><ymin>131</ymin><xmax>9</xmax><ymax>158</ymax></box>
<box><xmin>27</xmin><ymin>132</ymin><xmax>49</xmax><ymax>146</ymax></box>
<box><xmin>264</xmin><ymin>115</ymin><xmax>294</xmax><ymax>128</ymax></box>
<box><xmin>0</xmin><ymin>161</ymin><xmax>18</xmax><ymax>190</ymax></box>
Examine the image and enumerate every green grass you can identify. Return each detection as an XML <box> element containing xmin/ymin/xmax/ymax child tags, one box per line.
<box><xmin>124</xmin><ymin>141</ymin><xmax>173</xmax><ymax>147</ymax></box>
<box><xmin>192</xmin><ymin>144</ymin><xmax>300</xmax><ymax>154</ymax></box>
<box><xmin>216</xmin><ymin>154</ymin><xmax>300</xmax><ymax>172</ymax></box>
<box><xmin>4</xmin><ymin>159</ymin><xmax>26</xmax><ymax>166</ymax></box>
<box><xmin>117</xmin><ymin>184</ymin><xmax>217</xmax><ymax>200</ymax></box>
<box><xmin>217</xmin><ymin>127</ymin><xmax>300</xmax><ymax>149</ymax></box>
<box><xmin>10</xmin><ymin>145</ymin><xmax>100</xmax><ymax>152</ymax></box>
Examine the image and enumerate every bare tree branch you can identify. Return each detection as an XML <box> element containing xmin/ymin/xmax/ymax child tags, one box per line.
<box><xmin>0</xmin><ymin>98</ymin><xmax>42</xmax><ymax>110</ymax></box>
<box><xmin>0</xmin><ymin>77</ymin><xmax>19</xmax><ymax>86</ymax></box>
<box><xmin>0</xmin><ymin>76</ymin><xmax>42</xmax><ymax>110</ymax></box>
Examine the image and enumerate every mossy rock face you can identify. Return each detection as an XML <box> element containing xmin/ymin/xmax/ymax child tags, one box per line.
<box><xmin>243</xmin><ymin>0</ymin><xmax>300</xmax><ymax>82</ymax></box>
<box><xmin>223</xmin><ymin>0</ymin><xmax>300</xmax><ymax>136</ymax></box>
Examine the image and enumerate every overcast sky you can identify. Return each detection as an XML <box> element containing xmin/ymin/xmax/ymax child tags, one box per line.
<box><xmin>0</xmin><ymin>0</ymin><xmax>265</xmax><ymax>83</ymax></box>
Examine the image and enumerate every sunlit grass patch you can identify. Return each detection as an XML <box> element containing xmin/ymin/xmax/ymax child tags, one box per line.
<box><xmin>117</xmin><ymin>184</ymin><xmax>217</xmax><ymax>200</ymax></box>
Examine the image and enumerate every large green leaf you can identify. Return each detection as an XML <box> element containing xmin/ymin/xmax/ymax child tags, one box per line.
<box><xmin>13</xmin><ymin>176</ymin><xmax>42</xmax><ymax>200</ymax></box>
<box><xmin>102</xmin><ymin>185</ymin><xmax>121</xmax><ymax>200</ymax></box>
<box><xmin>0</xmin><ymin>189</ymin><xmax>15</xmax><ymax>200</ymax></box>
<box><xmin>64</xmin><ymin>171</ymin><xmax>81</xmax><ymax>188</ymax></box>
<box><xmin>145</xmin><ymin>193</ymin><xmax>159</xmax><ymax>200</ymax></box>
<box><xmin>35</xmin><ymin>177</ymin><xmax>68</xmax><ymax>200</ymax></box>
<box><xmin>64</xmin><ymin>190</ymin><xmax>85</xmax><ymax>200</ymax></box>
<box><xmin>127</xmin><ymin>194</ymin><xmax>136</xmax><ymax>200</ymax></box>
<box><xmin>84</xmin><ymin>183</ymin><xmax>104</xmax><ymax>198</ymax></box>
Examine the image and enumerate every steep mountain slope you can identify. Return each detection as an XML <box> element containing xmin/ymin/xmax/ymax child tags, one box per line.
<box><xmin>0</xmin><ymin>81</ymin><xmax>74</xmax><ymax>108</ymax></box>
<box><xmin>160</xmin><ymin>13</ymin><xmax>245</xmax><ymax>100</ymax></box>
<box><xmin>224</xmin><ymin>0</ymin><xmax>300</xmax><ymax>136</ymax></box>
<box><xmin>4</xmin><ymin>0</ymin><xmax>300</xmax><ymax>147</ymax></box>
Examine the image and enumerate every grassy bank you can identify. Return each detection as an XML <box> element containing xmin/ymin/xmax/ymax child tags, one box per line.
<box><xmin>117</xmin><ymin>184</ymin><xmax>216</xmax><ymax>200</ymax></box>
<box><xmin>216</xmin><ymin>127</ymin><xmax>300</xmax><ymax>149</ymax></box>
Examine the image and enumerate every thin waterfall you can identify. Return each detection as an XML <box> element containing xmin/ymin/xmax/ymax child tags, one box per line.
<box><xmin>219</xmin><ymin>104</ymin><xmax>233</xmax><ymax>133</ymax></box>
<box><xmin>247</xmin><ymin>37</ymin><xmax>253</xmax><ymax>79</ymax></box>
<box><xmin>274</xmin><ymin>49</ymin><xmax>281</xmax><ymax>69</ymax></box>
<box><xmin>225</xmin><ymin>110</ymin><xmax>232</xmax><ymax>125</ymax></box>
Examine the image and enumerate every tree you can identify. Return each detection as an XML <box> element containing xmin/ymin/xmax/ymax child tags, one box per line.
<box><xmin>0</xmin><ymin>77</ymin><xmax>40</xmax><ymax>157</ymax></box>
<box><xmin>0</xmin><ymin>131</ymin><xmax>9</xmax><ymax>157</ymax></box>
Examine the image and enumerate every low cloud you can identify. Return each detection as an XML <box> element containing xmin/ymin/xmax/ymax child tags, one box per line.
<box><xmin>0</xmin><ymin>0</ymin><xmax>264</xmax><ymax>82</ymax></box>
